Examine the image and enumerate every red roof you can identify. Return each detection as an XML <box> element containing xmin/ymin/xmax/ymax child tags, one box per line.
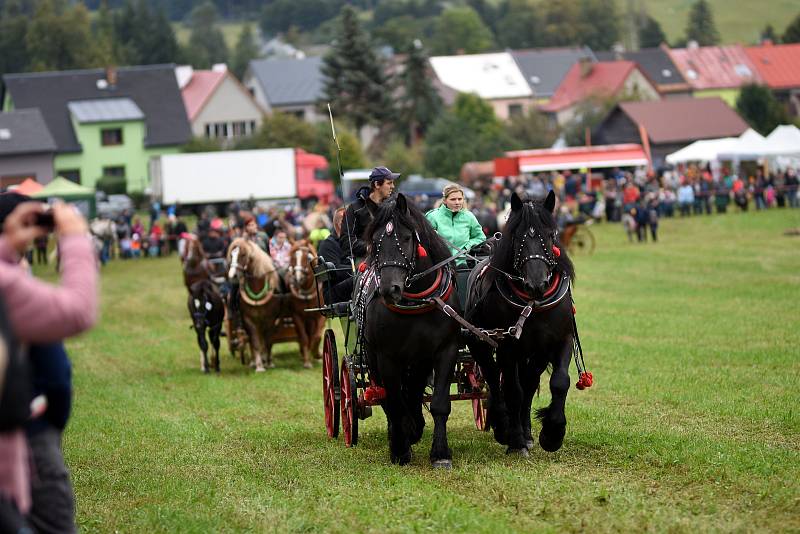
<box><xmin>541</xmin><ymin>61</ymin><xmax>639</xmax><ymax>112</ymax></box>
<box><xmin>181</xmin><ymin>70</ymin><xmax>226</xmax><ymax>121</ymax></box>
<box><xmin>744</xmin><ymin>43</ymin><xmax>800</xmax><ymax>90</ymax></box>
<box><xmin>504</xmin><ymin>144</ymin><xmax>649</xmax><ymax>172</ymax></box>
<box><xmin>667</xmin><ymin>45</ymin><xmax>762</xmax><ymax>90</ymax></box>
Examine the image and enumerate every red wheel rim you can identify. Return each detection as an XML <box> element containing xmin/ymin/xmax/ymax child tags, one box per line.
<box><xmin>341</xmin><ymin>358</ymin><xmax>357</xmax><ymax>447</ymax></box>
<box><xmin>322</xmin><ymin>331</ymin><xmax>339</xmax><ymax>438</ymax></box>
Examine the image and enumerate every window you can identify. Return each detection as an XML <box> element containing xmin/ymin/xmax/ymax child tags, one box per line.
<box><xmin>291</xmin><ymin>109</ymin><xmax>305</xmax><ymax>120</ymax></box>
<box><xmin>314</xmin><ymin>168</ymin><xmax>330</xmax><ymax>181</ymax></box>
<box><xmin>508</xmin><ymin>104</ymin><xmax>523</xmax><ymax>118</ymax></box>
<box><xmin>102</xmin><ymin>166</ymin><xmax>125</xmax><ymax>178</ymax></box>
<box><xmin>205</xmin><ymin>124</ymin><xmax>213</xmax><ymax>138</ymax></box>
<box><xmin>101</xmin><ymin>128</ymin><xmax>123</xmax><ymax>146</ymax></box>
<box><xmin>249</xmin><ymin>121</ymin><xmax>257</xmax><ymax>134</ymax></box>
<box><xmin>59</xmin><ymin>170</ymin><xmax>81</xmax><ymax>184</ymax></box>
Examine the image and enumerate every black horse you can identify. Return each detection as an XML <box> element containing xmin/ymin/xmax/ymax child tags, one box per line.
<box><xmin>466</xmin><ymin>190</ymin><xmax>576</xmax><ymax>455</ymax></box>
<box><xmin>362</xmin><ymin>193</ymin><xmax>461</xmax><ymax>467</ymax></box>
<box><xmin>188</xmin><ymin>280</ymin><xmax>225</xmax><ymax>373</ymax></box>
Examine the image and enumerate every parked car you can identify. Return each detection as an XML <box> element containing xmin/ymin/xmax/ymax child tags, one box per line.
<box><xmin>96</xmin><ymin>193</ymin><xmax>134</xmax><ymax>219</ymax></box>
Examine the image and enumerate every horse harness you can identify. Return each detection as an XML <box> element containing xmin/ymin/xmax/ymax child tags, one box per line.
<box><xmin>287</xmin><ymin>246</ymin><xmax>318</xmax><ymax>301</ymax></box>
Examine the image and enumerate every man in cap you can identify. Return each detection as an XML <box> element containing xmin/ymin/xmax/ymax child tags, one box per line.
<box><xmin>339</xmin><ymin>166</ymin><xmax>398</xmax><ymax>262</ymax></box>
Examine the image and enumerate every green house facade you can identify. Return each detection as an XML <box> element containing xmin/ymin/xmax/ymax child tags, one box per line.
<box><xmin>2</xmin><ymin>65</ymin><xmax>191</xmax><ymax>193</ymax></box>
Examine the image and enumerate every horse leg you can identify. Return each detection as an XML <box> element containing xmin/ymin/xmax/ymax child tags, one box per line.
<box><xmin>405</xmin><ymin>364</ymin><xmax>428</xmax><ymax>446</ymax></box>
<box><xmin>196</xmin><ymin>326</ymin><xmax>209</xmax><ymax>373</ymax></box>
<box><xmin>211</xmin><ymin>323</ymin><xmax>222</xmax><ymax>373</ymax></box>
<box><xmin>499</xmin><ymin>348</ymin><xmax>528</xmax><ymax>455</ymax></box>
<box><xmin>293</xmin><ymin>312</ymin><xmax>312</xmax><ymax>369</ymax></box>
<box><xmin>536</xmin><ymin>338</ymin><xmax>572</xmax><ymax>452</ymax></box>
<box><xmin>382</xmin><ymin>368</ymin><xmax>412</xmax><ymax>465</ymax></box>
<box><xmin>521</xmin><ymin>358</ymin><xmax>548</xmax><ymax>450</ymax></box>
<box><xmin>309</xmin><ymin>317</ymin><xmax>324</xmax><ymax>360</ymax></box>
<box><xmin>468</xmin><ymin>338</ymin><xmax>508</xmax><ymax>446</ymax></box>
<box><xmin>244</xmin><ymin>319</ymin><xmax>266</xmax><ymax>372</ymax></box>
<box><xmin>429</xmin><ymin>342</ymin><xmax>458</xmax><ymax>468</ymax></box>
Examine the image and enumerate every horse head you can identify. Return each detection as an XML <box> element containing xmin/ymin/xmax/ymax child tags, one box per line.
<box><xmin>288</xmin><ymin>240</ymin><xmax>317</xmax><ymax>290</ymax></box>
<box><xmin>507</xmin><ymin>190</ymin><xmax>564</xmax><ymax>298</ymax></box>
<box><xmin>227</xmin><ymin>238</ymin><xmax>275</xmax><ymax>282</ymax></box>
<box><xmin>367</xmin><ymin>194</ymin><xmax>426</xmax><ymax>305</ymax></box>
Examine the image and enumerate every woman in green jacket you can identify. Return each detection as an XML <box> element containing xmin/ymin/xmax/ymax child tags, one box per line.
<box><xmin>425</xmin><ymin>184</ymin><xmax>486</xmax><ymax>259</ymax></box>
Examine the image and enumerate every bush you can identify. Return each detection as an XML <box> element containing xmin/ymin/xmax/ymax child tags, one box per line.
<box><xmin>95</xmin><ymin>175</ymin><xmax>127</xmax><ymax>195</ymax></box>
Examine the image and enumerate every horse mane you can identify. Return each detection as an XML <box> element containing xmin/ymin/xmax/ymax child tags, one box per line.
<box><xmin>365</xmin><ymin>196</ymin><xmax>452</xmax><ymax>265</ymax></box>
<box><xmin>229</xmin><ymin>237</ymin><xmax>275</xmax><ymax>277</ymax></box>
<box><xmin>488</xmin><ymin>196</ymin><xmax>575</xmax><ymax>284</ymax></box>
<box><xmin>290</xmin><ymin>239</ymin><xmax>317</xmax><ymax>257</ymax></box>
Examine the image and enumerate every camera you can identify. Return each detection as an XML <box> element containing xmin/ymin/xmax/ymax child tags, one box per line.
<box><xmin>33</xmin><ymin>210</ymin><xmax>55</xmax><ymax>230</ymax></box>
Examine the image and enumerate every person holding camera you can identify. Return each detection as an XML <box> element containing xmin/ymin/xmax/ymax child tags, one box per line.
<box><xmin>0</xmin><ymin>194</ymin><xmax>97</xmax><ymax>532</ymax></box>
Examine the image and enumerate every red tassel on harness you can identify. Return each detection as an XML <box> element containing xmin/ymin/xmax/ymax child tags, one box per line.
<box><xmin>358</xmin><ymin>261</ymin><xmax>367</xmax><ymax>273</ymax></box>
<box><xmin>576</xmin><ymin>371</ymin><xmax>593</xmax><ymax>390</ymax></box>
<box><xmin>552</xmin><ymin>245</ymin><xmax>561</xmax><ymax>257</ymax></box>
<box><xmin>417</xmin><ymin>244</ymin><xmax>427</xmax><ymax>258</ymax></box>
<box><xmin>364</xmin><ymin>385</ymin><xmax>386</xmax><ymax>403</ymax></box>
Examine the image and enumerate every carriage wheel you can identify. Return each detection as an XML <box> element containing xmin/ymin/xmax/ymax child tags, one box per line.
<box><xmin>322</xmin><ymin>330</ymin><xmax>340</xmax><ymax>439</ymax></box>
<box><xmin>570</xmin><ymin>226</ymin><xmax>596</xmax><ymax>255</ymax></box>
<box><xmin>340</xmin><ymin>356</ymin><xmax>359</xmax><ymax>447</ymax></box>
<box><xmin>473</xmin><ymin>398</ymin><xmax>488</xmax><ymax>431</ymax></box>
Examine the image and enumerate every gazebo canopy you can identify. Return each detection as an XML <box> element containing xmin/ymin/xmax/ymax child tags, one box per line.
<box><xmin>13</xmin><ymin>178</ymin><xmax>44</xmax><ymax>196</ymax></box>
<box><xmin>665</xmin><ymin>137</ymin><xmax>740</xmax><ymax>164</ymax></box>
<box><xmin>31</xmin><ymin>177</ymin><xmax>94</xmax><ymax>199</ymax></box>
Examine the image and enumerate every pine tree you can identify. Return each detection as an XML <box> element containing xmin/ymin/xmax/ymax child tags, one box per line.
<box><xmin>540</xmin><ymin>0</ymin><xmax>581</xmax><ymax>47</ymax></box>
<box><xmin>496</xmin><ymin>0</ymin><xmax>541</xmax><ymax>49</ymax></box>
<box><xmin>639</xmin><ymin>15</ymin><xmax>667</xmax><ymax>48</ymax></box>
<box><xmin>429</xmin><ymin>6</ymin><xmax>494</xmax><ymax>55</ymax></box>
<box><xmin>760</xmin><ymin>24</ymin><xmax>778</xmax><ymax>44</ymax></box>
<box><xmin>580</xmin><ymin>0</ymin><xmax>620</xmax><ymax>51</ymax></box>
<box><xmin>231</xmin><ymin>24</ymin><xmax>259</xmax><ymax>80</ymax></box>
<box><xmin>399</xmin><ymin>39</ymin><xmax>441</xmax><ymax>144</ymax></box>
<box><xmin>736</xmin><ymin>84</ymin><xmax>789</xmax><ymax>135</ymax></box>
<box><xmin>321</xmin><ymin>5</ymin><xmax>394</xmax><ymax>138</ymax></box>
<box><xmin>26</xmin><ymin>0</ymin><xmax>99</xmax><ymax>71</ymax></box>
<box><xmin>93</xmin><ymin>0</ymin><xmax>116</xmax><ymax>65</ymax></box>
<box><xmin>783</xmin><ymin>13</ymin><xmax>800</xmax><ymax>43</ymax></box>
<box><xmin>685</xmin><ymin>0</ymin><xmax>720</xmax><ymax>46</ymax></box>
<box><xmin>187</xmin><ymin>1</ymin><xmax>228</xmax><ymax>68</ymax></box>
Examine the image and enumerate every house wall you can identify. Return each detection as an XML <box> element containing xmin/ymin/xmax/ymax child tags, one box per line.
<box><xmin>490</xmin><ymin>97</ymin><xmax>535</xmax><ymax>121</ymax></box>
<box><xmin>593</xmin><ymin>109</ymin><xmax>641</xmax><ymax>145</ymax></box>
<box><xmin>54</xmin><ymin>119</ymin><xmax>180</xmax><ymax>192</ymax></box>
<box><xmin>622</xmin><ymin>69</ymin><xmax>661</xmax><ymax>102</ymax></box>
<box><xmin>242</xmin><ymin>71</ymin><xmax>272</xmax><ymax>113</ymax></box>
<box><xmin>0</xmin><ymin>153</ymin><xmax>54</xmax><ymax>185</ymax></box>
<box><xmin>695</xmin><ymin>88</ymin><xmax>739</xmax><ymax>106</ymax></box>
<box><xmin>193</xmin><ymin>75</ymin><xmax>264</xmax><ymax>139</ymax></box>
<box><xmin>272</xmin><ymin>103</ymin><xmax>325</xmax><ymax>123</ymax></box>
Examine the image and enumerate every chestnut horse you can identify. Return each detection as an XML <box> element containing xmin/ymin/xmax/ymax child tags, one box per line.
<box><xmin>182</xmin><ymin>235</ymin><xmax>209</xmax><ymax>291</ymax></box>
<box><xmin>284</xmin><ymin>240</ymin><xmax>325</xmax><ymax>369</ymax></box>
<box><xmin>227</xmin><ymin>238</ymin><xmax>282</xmax><ymax>372</ymax></box>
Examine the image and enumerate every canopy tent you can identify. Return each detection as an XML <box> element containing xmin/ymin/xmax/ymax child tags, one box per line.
<box><xmin>32</xmin><ymin>176</ymin><xmax>96</xmax><ymax>218</ymax></box>
<box><xmin>665</xmin><ymin>137</ymin><xmax>740</xmax><ymax>164</ymax></box>
<box><xmin>765</xmin><ymin>125</ymin><xmax>800</xmax><ymax>157</ymax></box>
<box><xmin>11</xmin><ymin>178</ymin><xmax>44</xmax><ymax>196</ymax></box>
<box><xmin>500</xmin><ymin>144</ymin><xmax>649</xmax><ymax>174</ymax></box>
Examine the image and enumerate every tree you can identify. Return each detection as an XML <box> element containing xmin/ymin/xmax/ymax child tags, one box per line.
<box><xmin>330</xmin><ymin>128</ymin><xmax>367</xmax><ymax>181</ymax></box>
<box><xmin>236</xmin><ymin>112</ymin><xmax>319</xmax><ymax>152</ymax></box>
<box><xmin>760</xmin><ymin>24</ymin><xmax>778</xmax><ymax>44</ymax></box>
<box><xmin>685</xmin><ymin>0</ymin><xmax>720</xmax><ymax>46</ymax></box>
<box><xmin>429</xmin><ymin>6</ymin><xmax>494</xmax><ymax>55</ymax></box>
<box><xmin>579</xmin><ymin>0</ymin><xmax>620</xmax><ymax>51</ymax></box>
<box><xmin>231</xmin><ymin>24</ymin><xmax>259</xmax><ymax>79</ymax></box>
<box><xmin>26</xmin><ymin>0</ymin><xmax>100</xmax><ymax>71</ymax></box>
<box><xmin>186</xmin><ymin>2</ymin><xmax>228</xmax><ymax>68</ymax></box>
<box><xmin>506</xmin><ymin>108</ymin><xmax>559</xmax><ymax>149</ymax></box>
<box><xmin>736</xmin><ymin>84</ymin><xmax>789</xmax><ymax>136</ymax></box>
<box><xmin>496</xmin><ymin>0</ymin><xmax>542</xmax><ymax>49</ymax></box>
<box><xmin>114</xmin><ymin>0</ymin><xmax>180</xmax><ymax>66</ymax></box>
<box><xmin>0</xmin><ymin>0</ymin><xmax>31</xmax><ymax>79</ymax></box>
<box><xmin>399</xmin><ymin>39</ymin><xmax>442</xmax><ymax>143</ymax></box>
<box><xmin>783</xmin><ymin>13</ymin><xmax>800</xmax><ymax>43</ymax></box>
<box><xmin>424</xmin><ymin>93</ymin><xmax>513</xmax><ymax>179</ymax></box>
<box><xmin>383</xmin><ymin>138</ymin><xmax>425</xmax><ymax>176</ymax></box>
<box><xmin>540</xmin><ymin>0</ymin><xmax>581</xmax><ymax>47</ymax></box>
<box><xmin>321</xmin><ymin>5</ymin><xmax>395</xmax><ymax>138</ymax></box>
<box><xmin>639</xmin><ymin>15</ymin><xmax>667</xmax><ymax>48</ymax></box>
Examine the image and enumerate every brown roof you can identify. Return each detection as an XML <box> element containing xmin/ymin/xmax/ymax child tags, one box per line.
<box><xmin>617</xmin><ymin>97</ymin><xmax>748</xmax><ymax>143</ymax></box>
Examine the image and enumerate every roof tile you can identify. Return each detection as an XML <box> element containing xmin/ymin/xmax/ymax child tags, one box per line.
<box><xmin>744</xmin><ymin>43</ymin><xmax>800</xmax><ymax>90</ymax></box>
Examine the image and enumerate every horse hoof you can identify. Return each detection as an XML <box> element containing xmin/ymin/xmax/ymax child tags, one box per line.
<box><xmin>303</xmin><ymin>362</ymin><xmax>313</xmax><ymax>369</ymax></box>
<box><xmin>267</xmin><ymin>362</ymin><xmax>276</xmax><ymax>369</ymax></box>
<box><xmin>539</xmin><ymin>427</ymin><xmax>565</xmax><ymax>452</ymax></box>
<box><xmin>391</xmin><ymin>451</ymin><xmax>412</xmax><ymax>466</ymax></box>
<box><xmin>525</xmin><ymin>439</ymin><xmax>535</xmax><ymax>450</ymax></box>
<box><xmin>432</xmin><ymin>459</ymin><xmax>452</xmax><ymax>470</ymax></box>
<box><xmin>506</xmin><ymin>447</ymin><xmax>529</xmax><ymax>457</ymax></box>
<box><xmin>255</xmin><ymin>367</ymin><xmax>266</xmax><ymax>373</ymax></box>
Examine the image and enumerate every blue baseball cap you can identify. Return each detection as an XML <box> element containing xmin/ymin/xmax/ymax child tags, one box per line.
<box><xmin>369</xmin><ymin>166</ymin><xmax>400</xmax><ymax>181</ymax></box>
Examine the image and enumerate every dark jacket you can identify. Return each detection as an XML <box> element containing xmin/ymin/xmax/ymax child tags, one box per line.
<box><xmin>318</xmin><ymin>233</ymin><xmax>354</xmax><ymax>304</ymax></box>
<box><xmin>26</xmin><ymin>343</ymin><xmax>72</xmax><ymax>434</ymax></box>
<box><xmin>339</xmin><ymin>187</ymin><xmax>378</xmax><ymax>260</ymax></box>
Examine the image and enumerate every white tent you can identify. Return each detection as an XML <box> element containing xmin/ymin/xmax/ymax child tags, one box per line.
<box><xmin>766</xmin><ymin>125</ymin><xmax>800</xmax><ymax>157</ymax></box>
<box><xmin>665</xmin><ymin>137</ymin><xmax>740</xmax><ymax>164</ymax></box>
<box><xmin>716</xmin><ymin>128</ymin><xmax>774</xmax><ymax>160</ymax></box>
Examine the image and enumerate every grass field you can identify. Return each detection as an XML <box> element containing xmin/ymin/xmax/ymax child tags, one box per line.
<box><xmin>48</xmin><ymin>208</ymin><xmax>800</xmax><ymax>532</ymax></box>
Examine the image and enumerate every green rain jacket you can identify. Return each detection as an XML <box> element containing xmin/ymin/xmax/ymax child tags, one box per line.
<box><xmin>425</xmin><ymin>205</ymin><xmax>486</xmax><ymax>257</ymax></box>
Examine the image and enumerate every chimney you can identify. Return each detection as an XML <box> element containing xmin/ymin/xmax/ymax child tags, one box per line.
<box><xmin>105</xmin><ymin>66</ymin><xmax>117</xmax><ymax>88</ymax></box>
<box><xmin>579</xmin><ymin>57</ymin><xmax>593</xmax><ymax>78</ymax></box>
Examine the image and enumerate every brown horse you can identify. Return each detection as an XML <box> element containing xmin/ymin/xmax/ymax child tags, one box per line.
<box><xmin>227</xmin><ymin>238</ymin><xmax>282</xmax><ymax>372</ymax></box>
<box><xmin>182</xmin><ymin>234</ymin><xmax>209</xmax><ymax>291</ymax></box>
<box><xmin>284</xmin><ymin>240</ymin><xmax>325</xmax><ymax>369</ymax></box>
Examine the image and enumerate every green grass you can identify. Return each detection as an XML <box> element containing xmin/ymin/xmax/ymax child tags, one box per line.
<box><xmin>643</xmin><ymin>0</ymin><xmax>799</xmax><ymax>44</ymax></box>
<box><xmin>173</xmin><ymin>21</ymin><xmax>248</xmax><ymax>50</ymax></box>
<box><xmin>49</xmin><ymin>208</ymin><xmax>800</xmax><ymax>532</ymax></box>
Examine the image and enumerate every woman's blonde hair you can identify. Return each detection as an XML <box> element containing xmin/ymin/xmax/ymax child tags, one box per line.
<box><xmin>442</xmin><ymin>184</ymin><xmax>464</xmax><ymax>199</ymax></box>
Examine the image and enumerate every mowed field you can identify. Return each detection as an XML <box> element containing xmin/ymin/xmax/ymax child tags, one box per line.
<box><xmin>47</xmin><ymin>208</ymin><xmax>799</xmax><ymax>532</ymax></box>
